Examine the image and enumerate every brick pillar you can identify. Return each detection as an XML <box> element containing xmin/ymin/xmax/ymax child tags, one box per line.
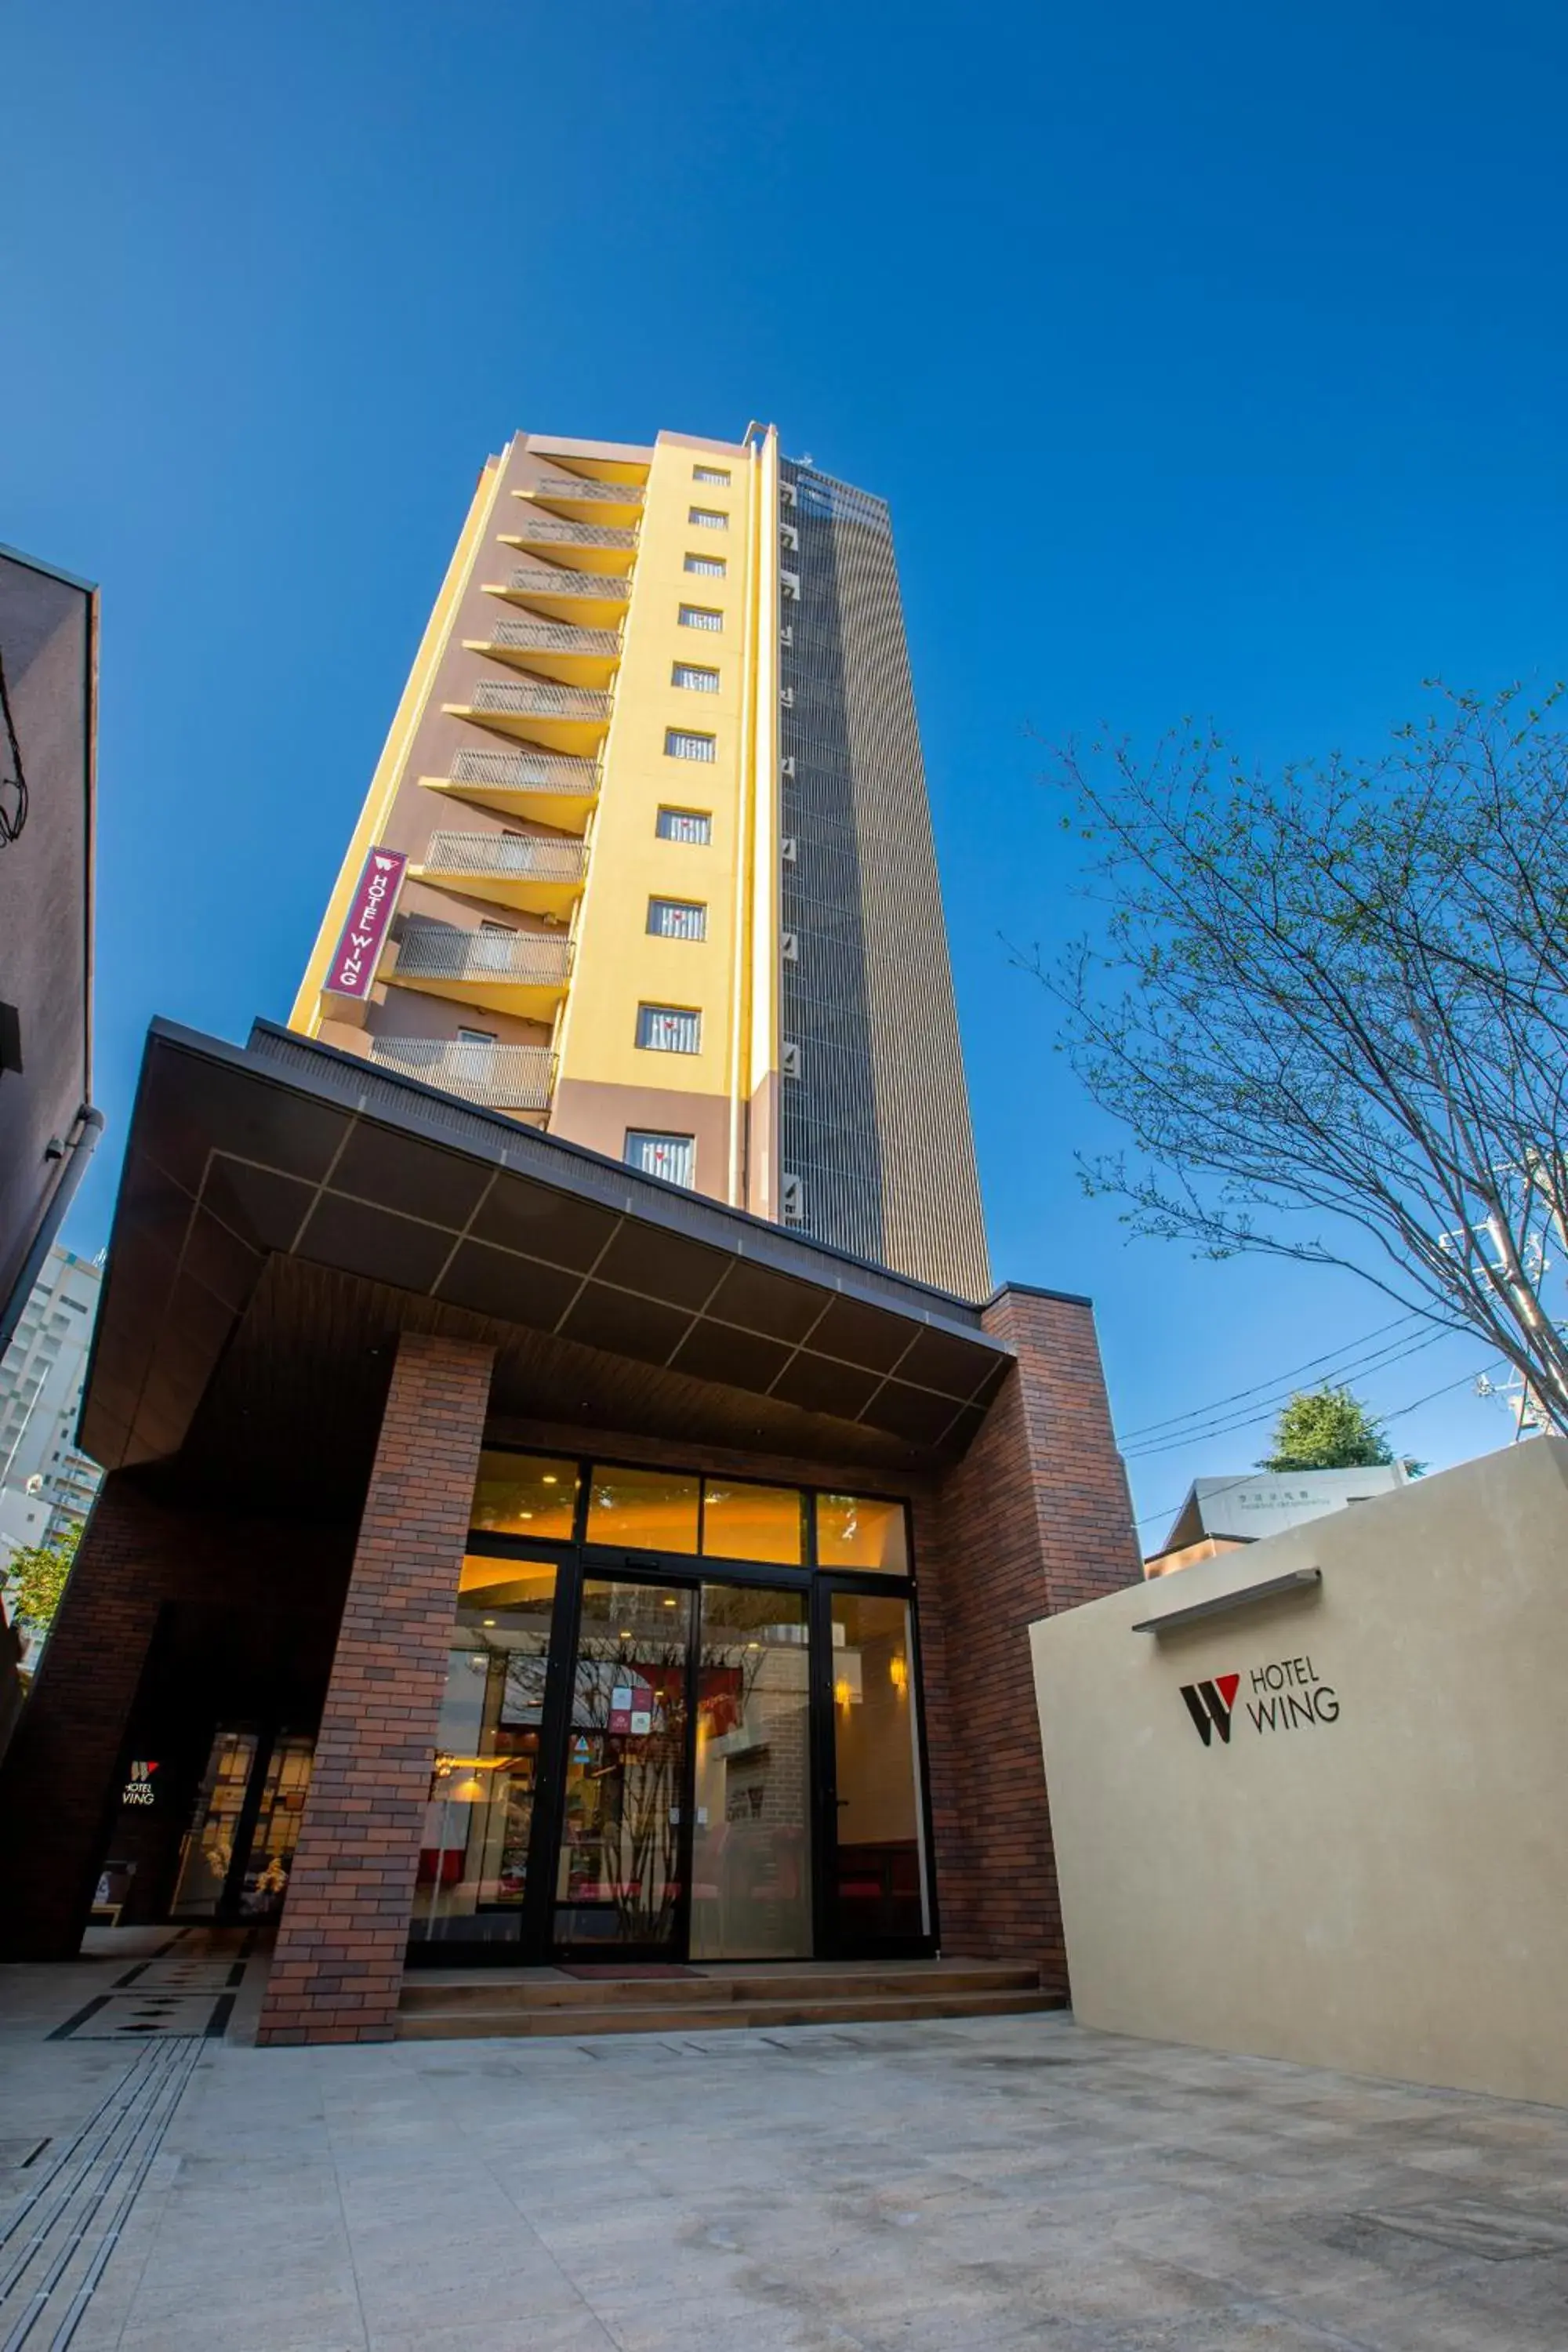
<box><xmin>924</xmin><ymin>1284</ymin><xmax>1138</xmax><ymax>1990</ymax></box>
<box><xmin>0</xmin><ymin>1479</ymin><xmax>165</xmax><ymax>1958</ymax></box>
<box><xmin>255</xmin><ymin>1332</ymin><xmax>494</xmax><ymax>2046</ymax></box>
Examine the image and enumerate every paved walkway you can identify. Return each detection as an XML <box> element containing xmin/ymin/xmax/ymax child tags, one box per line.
<box><xmin>5</xmin><ymin>1951</ymin><xmax>1568</xmax><ymax>2350</ymax></box>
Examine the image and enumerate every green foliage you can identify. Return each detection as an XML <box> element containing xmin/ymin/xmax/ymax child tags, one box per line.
<box><xmin>1017</xmin><ymin>684</ymin><xmax>1568</xmax><ymax>1436</ymax></box>
<box><xmin>1260</xmin><ymin>1386</ymin><xmax>1393</xmax><ymax>1472</ymax></box>
<box><xmin>4</xmin><ymin>1526</ymin><xmax>79</xmax><ymax>1632</ymax></box>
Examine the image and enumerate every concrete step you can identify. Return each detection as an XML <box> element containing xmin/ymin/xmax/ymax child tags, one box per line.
<box><xmin>400</xmin><ymin>1962</ymin><xmax>1041</xmax><ymax>2015</ymax></box>
<box><xmin>397</xmin><ymin>1983</ymin><xmax>1060</xmax><ymax>2042</ymax></box>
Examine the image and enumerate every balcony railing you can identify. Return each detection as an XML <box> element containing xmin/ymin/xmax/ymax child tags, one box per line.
<box><xmin>481</xmin><ymin>619</ymin><xmax>622</xmax><ymax>659</ymax></box>
<box><xmin>394</xmin><ymin>925</ymin><xmax>573</xmax><ymax>987</ymax></box>
<box><xmin>420</xmin><ymin>832</ymin><xmax>588</xmax><ymax>884</ymax></box>
<box><xmin>466</xmin><ymin>680</ymin><xmax>612</xmax><ymax>721</ymax></box>
<box><xmin>504</xmin><ymin>565</ymin><xmax>632</xmax><ymax>604</ymax></box>
<box><xmin>510</xmin><ymin>518</ymin><xmax>639</xmax><ymax>553</ymax></box>
<box><xmin>524</xmin><ymin>474</ymin><xmax>644</xmax><ymax>507</ymax></box>
<box><xmin>368</xmin><ymin>1036</ymin><xmax>554</xmax><ymax>1111</ymax></box>
<box><xmin>447</xmin><ymin>748</ymin><xmax>599</xmax><ymax>794</ymax></box>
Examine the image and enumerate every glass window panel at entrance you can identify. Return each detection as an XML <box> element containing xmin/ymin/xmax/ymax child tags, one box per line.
<box><xmin>815</xmin><ymin>1492</ymin><xmax>909</xmax><ymax>1574</ymax></box>
<box><xmin>701</xmin><ymin>1479</ymin><xmax>804</xmax><ymax>1566</ymax></box>
<box><xmin>829</xmin><ymin>1590</ymin><xmax>930</xmax><ymax>1942</ymax></box>
<box><xmin>554</xmin><ymin>1579</ymin><xmax>691</xmax><ymax>1951</ymax></box>
<box><xmin>412</xmin><ymin>1558</ymin><xmax>558</xmax><ymax>1948</ymax></box>
<box><xmin>171</xmin><ymin>1730</ymin><xmax>257</xmax><ymax>1915</ymax></box>
<box><xmin>692</xmin><ymin>1585</ymin><xmax>811</xmax><ymax>1959</ymax></box>
<box><xmin>587</xmin><ymin>1463</ymin><xmax>699</xmax><ymax>1553</ymax></box>
<box><xmin>471</xmin><ymin>1452</ymin><xmax>579</xmax><ymax>1541</ymax></box>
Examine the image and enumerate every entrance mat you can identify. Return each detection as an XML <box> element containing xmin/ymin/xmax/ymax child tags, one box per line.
<box><xmin>561</xmin><ymin>1964</ymin><xmax>702</xmax><ymax>1980</ymax></box>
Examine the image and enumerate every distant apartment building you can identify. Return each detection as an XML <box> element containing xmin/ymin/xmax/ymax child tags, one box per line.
<box><xmin>0</xmin><ymin>1243</ymin><xmax>104</xmax><ymax>1576</ymax></box>
<box><xmin>289</xmin><ymin>425</ymin><xmax>990</xmax><ymax>1300</ymax></box>
<box><xmin>0</xmin><ymin>546</ymin><xmax>102</xmax><ymax>1357</ymax></box>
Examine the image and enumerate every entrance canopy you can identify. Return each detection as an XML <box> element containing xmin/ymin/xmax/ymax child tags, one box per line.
<box><xmin>82</xmin><ymin>1020</ymin><xmax>1013</xmax><ymax>1506</ymax></box>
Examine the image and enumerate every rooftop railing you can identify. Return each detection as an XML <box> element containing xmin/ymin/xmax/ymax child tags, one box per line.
<box><xmin>510</xmin><ymin>518</ymin><xmax>639</xmax><ymax>552</ymax></box>
<box><xmin>522</xmin><ymin>474</ymin><xmax>644</xmax><ymax>506</ymax></box>
<box><xmin>466</xmin><ymin>679</ymin><xmax>612</xmax><ymax>721</ymax></box>
<box><xmin>394</xmin><ymin>926</ymin><xmax>573</xmax><ymax>987</ymax></box>
<box><xmin>479</xmin><ymin>618</ymin><xmax>622</xmax><ymax>658</ymax></box>
<box><xmin>368</xmin><ymin>1036</ymin><xmax>554</xmax><ymax>1111</ymax></box>
<box><xmin>503</xmin><ymin>565</ymin><xmax>632</xmax><ymax>604</ymax></box>
<box><xmin>420</xmin><ymin>832</ymin><xmax>588</xmax><ymax>884</ymax></box>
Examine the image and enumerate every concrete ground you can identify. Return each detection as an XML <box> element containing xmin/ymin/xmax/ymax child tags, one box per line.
<box><xmin>5</xmin><ymin>1950</ymin><xmax>1568</xmax><ymax>2351</ymax></box>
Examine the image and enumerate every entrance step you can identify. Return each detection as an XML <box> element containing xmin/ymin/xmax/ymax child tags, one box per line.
<box><xmin>396</xmin><ymin>1961</ymin><xmax>1057</xmax><ymax>2041</ymax></box>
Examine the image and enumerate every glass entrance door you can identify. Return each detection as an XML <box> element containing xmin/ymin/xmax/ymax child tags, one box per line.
<box><xmin>553</xmin><ymin>1577</ymin><xmax>695</xmax><ymax>1955</ymax></box>
<box><xmin>818</xmin><ymin>1584</ymin><xmax>931</xmax><ymax>1955</ymax></box>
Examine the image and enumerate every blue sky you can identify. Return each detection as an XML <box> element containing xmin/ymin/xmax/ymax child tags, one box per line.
<box><xmin>5</xmin><ymin>0</ymin><xmax>1565</xmax><ymax>1537</ymax></box>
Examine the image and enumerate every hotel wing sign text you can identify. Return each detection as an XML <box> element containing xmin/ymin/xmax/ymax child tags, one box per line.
<box><xmin>323</xmin><ymin>848</ymin><xmax>407</xmax><ymax>1000</ymax></box>
<box><xmin>1179</xmin><ymin>1654</ymin><xmax>1341</xmax><ymax>1749</ymax></box>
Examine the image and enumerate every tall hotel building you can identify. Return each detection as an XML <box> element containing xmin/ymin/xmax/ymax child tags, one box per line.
<box><xmin>291</xmin><ymin>426</ymin><xmax>990</xmax><ymax>1299</ymax></box>
<box><xmin>0</xmin><ymin>423</ymin><xmax>1136</xmax><ymax>2049</ymax></box>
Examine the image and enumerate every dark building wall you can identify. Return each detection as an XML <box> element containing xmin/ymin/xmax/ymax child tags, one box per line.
<box><xmin>778</xmin><ymin>465</ymin><xmax>990</xmax><ymax>1302</ymax></box>
<box><xmin>0</xmin><ymin>1478</ymin><xmax>355</xmax><ymax>1959</ymax></box>
<box><xmin>0</xmin><ymin>550</ymin><xmax>96</xmax><ymax>1348</ymax></box>
<box><xmin>922</xmin><ymin>1287</ymin><xmax>1142</xmax><ymax>1992</ymax></box>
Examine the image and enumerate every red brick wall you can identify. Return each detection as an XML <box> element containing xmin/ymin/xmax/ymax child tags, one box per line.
<box><xmin>923</xmin><ymin>1286</ymin><xmax>1138</xmax><ymax>1993</ymax></box>
<box><xmin>0</xmin><ymin>1484</ymin><xmax>353</xmax><ymax>1960</ymax></box>
<box><xmin>256</xmin><ymin>1332</ymin><xmax>494</xmax><ymax>2045</ymax></box>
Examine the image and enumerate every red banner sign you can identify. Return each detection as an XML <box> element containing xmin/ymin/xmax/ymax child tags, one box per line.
<box><xmin>323</xmin><ymin>847</ymin><xmax>406</xmax><ymax>1000</ymax></box>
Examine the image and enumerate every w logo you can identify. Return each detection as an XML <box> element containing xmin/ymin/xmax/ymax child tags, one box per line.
<box><xmin>1179</xmin><ymin>1676</ymin><xmax>1240</xmax><ymax>1747</ymax></box>
<box><xmin>128</xmin><ymin>1759</ymin><xmax>158</xmax><ymax>1783</ymax></box>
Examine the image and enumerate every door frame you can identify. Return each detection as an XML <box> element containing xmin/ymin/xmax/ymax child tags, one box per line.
<box><xmin>810</xmin><ymin>1573</ymin><xmax>942</xmax><ymax>1962</ymax></box>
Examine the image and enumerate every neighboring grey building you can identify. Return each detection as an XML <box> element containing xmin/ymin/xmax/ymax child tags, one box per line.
<box><xmin>0</xmin><ymin>546</ymin><xmax>102</xmax><ymax>1357</ymax></box>
<box><xmin>0</xmin><ymin>1245</ymin><xmax>104</xmax><ymax>1586</ymax></box>
<box><xmin>1147</xmin><ymin>1464</ymin><xmax>1412</xmax><ymax>1575</ymax></box>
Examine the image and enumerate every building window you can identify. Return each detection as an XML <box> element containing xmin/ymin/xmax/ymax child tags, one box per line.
<box><xmin>665</xmin><ymin>728</ymin><xmax>716</xmax><ymax>763</ymax></box>
<box><xmin>678</xmin><ymin>604</ymin><xmax>723</xmax><ymax>632</ymax></box>
<box><xmin>684</xmin><ymin>553</ymin><xmax>727</xmax><ymax>578</ymax></box>
<box><xmin>625</xmin><ymin>1131</ymin><xmax>697</xmax><ymax>1188</ymax></box>
<box><xmin>656</xmin><ymin>807</ymin><xmax>713</xmax><ymax>844</ymax></box>
<box><xmin>692</xmin><ymin>465</ymin><xmax>731</xmax><ymax>486</ymax></box>
<box><xmin>648</xmin><ymin>898</ymin><xmax>707</xmax><ymax>941</ymax></box>
<box><xmin>671</xmin><ymin>662</ymin><xmax>719</xmax><ymax>693</ymax></box>
<box><xmin>636</xmin><ymin>1004</ymin><xmax>702</xmax><ymax>1054</ymax></box>
<box><xmin>688</xmin><ymin>507</ymin><xmax>728</xmax><ymax>531</ymax></box>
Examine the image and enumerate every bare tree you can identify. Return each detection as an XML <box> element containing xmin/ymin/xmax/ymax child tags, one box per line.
<box><xmin>1017</xmin><ymin>684</ymin><xmax>1568</xmax><ymax>1433</ymax></box>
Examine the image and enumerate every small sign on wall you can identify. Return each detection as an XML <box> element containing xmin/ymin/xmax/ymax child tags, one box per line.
<box><xmin>122</xmin><ymin>1759</ymin><xmax>158</xmax><ymax>1807</ymax></box>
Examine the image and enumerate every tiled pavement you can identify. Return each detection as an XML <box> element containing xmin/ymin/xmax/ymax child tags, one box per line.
<box><xmin>5</xmin><ymin>1944</ymin><xmax>1568</xmax><ymax>2350</ymax></box>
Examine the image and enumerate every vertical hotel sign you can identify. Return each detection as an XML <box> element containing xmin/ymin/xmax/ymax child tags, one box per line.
<box><xmin>323</xmin><ymin>848</ymin><xmax>407</xmax><ymax>1000</ymax></box>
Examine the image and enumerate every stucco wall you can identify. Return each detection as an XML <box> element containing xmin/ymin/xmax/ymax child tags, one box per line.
<box><xmin>1031</xmin><ymin>1436</ymin><xmax>1568</xmax><ymax>2104</ymax></box>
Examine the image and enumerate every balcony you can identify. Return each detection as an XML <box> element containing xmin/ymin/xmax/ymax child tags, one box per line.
<box><xmin>409</xmin><ymin>829</ymin><xmax>589</xmax><ymax>916</ymax></box>
<box><xmin>390</xmin><ymin>922</ymin><xmax>573</xmax><ymax>1018</ymax></box>
<box><xmin>447</xmin><ymin>676</ymin><xmax>612</xmax><ymax>757</ymax></box>
<box><xmin>463</xmin><ymin>615</ymin><xmax>622</xmax><ymax>688</ymax></box>
<box><xmin>517</xmin><ymin>474</ymin><xmax>644</xmax><ymax>528</ymax></box>
<box><xmin>368</xmin><ymin>1036</ymin><xmax>554</xmax><ymax>1114</ymax></box>
<box><xmin>486</xmin><ymin>564</ymin><xmax>633</xmax><ymax>627</ymax></box>
<box><xmin>499</xmin><ymin>517</ymin><xmax>638</xmax><ymax>576</ymax></box>
<box><xmin>419</xmin><ymin>748</ymin><xmax>601</xmax><ymax>829</ymax></box>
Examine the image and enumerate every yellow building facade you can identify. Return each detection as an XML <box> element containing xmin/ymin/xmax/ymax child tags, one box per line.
<box><xmin>292</xmin><ymin>424</ymin><xmax>989</xmax><ymax>1298</ymax></box>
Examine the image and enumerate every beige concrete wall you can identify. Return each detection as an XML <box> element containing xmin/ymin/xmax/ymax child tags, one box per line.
<box><xmin>1031</xmin><ymin>1437</ymin><xmax>1568</xmax><ymax>2104</ymax></box>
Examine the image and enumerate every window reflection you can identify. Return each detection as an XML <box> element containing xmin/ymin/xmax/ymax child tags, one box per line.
<box><xmin>471</xmin><ymin>1454</ymin><xmax>579</xmax><ymax>1541</ymax></box>
<box><xmin>829</xmin><ymin>1589</ymin><xmax>928</xmax><ymax>1941</ymax></box>
<box><xmin>702</xmin><ymin>1480</ymin><xmax>804</xmax><ymax>1566</ymax></box>
<box><xmin>412</xmin><ymin>1559</ymin><xmax>557</xmax><ymax>1947</ymax></box>
<box><xmin>692</xmin><ymin>1585</ymin><xmax>811</xmax><ymax>1959</ymax></box>
<box><xmin>588</xmin><ymin>1465</ymin><xmax>700</xmax><ymax>1554</ymax></box>
<box><xmin>816</xmin><ymin>1493</ymin><xmax>909</xmax><ymax>1574</ymax></box>
<box><xmin>554</xmin><ymin>1580</ymin><xmax>691</xmax><ymax>1949</ymax></box>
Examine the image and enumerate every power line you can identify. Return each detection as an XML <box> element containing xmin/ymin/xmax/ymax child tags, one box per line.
<box><xmin>1122</xmin><ymin>1327</ymin><xmax>1450</xmax><ymax>1461</ymax></box>
<box><xmin>1116</xmin><ymin>1311</ymin><xmax>1425</xmax><ymax>1444</ymax></box>
<box><xmin>1131</xmin><ymin>1359</ymin><xmax>1502</xmax><ymax>1528</ymax></box>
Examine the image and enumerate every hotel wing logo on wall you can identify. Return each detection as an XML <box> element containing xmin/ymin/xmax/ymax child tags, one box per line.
<box><xmin>1179</xmin><ymin>1675</ymin><xmax>1240</xmax><ymax>1746</ymax></box>
<box><xmin>324</xmin><ymin>848</ymin><xmax>408</xmax><ymax>1000</ymax></box>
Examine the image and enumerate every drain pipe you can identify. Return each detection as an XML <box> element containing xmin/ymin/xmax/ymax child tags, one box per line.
<box><xmin>0</xmin><ymin>1103</ymin><xmax>104</xmax><ymax>1358</ymax></box>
